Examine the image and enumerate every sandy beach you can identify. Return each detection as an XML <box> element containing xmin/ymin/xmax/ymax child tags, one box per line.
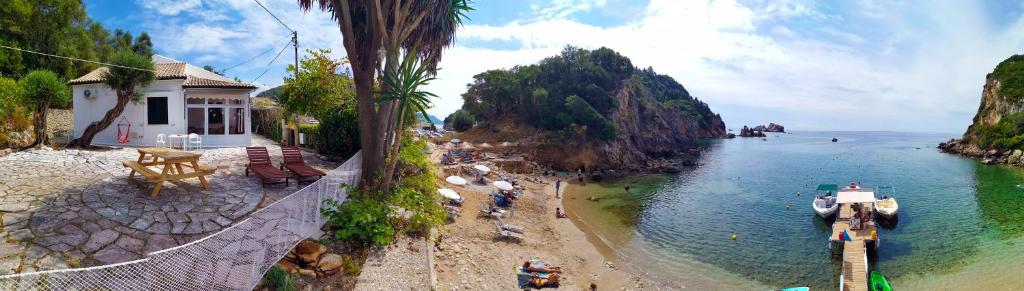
<box><xmin>431</xmin><ymin>157</ymin><xmax>643</xmax><ymax>289</ymax></box>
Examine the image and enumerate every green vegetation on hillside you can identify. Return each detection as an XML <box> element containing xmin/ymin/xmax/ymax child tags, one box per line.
<box><xmin>991</xmin><ymin>54</ymin><xmax>1024</xmax><ymax>104</ymax></box>
<box><xmin>257</xmin><ymin>85</ymin><xmax>284</xmax><ymax>100</ymax></box>
<box><xmin>455</xmin><ymin>46</ymin><xmax>715</xmax><ymax>139</ymax></box>
<box><xmin>1</xmin><ymin>0</ymin><xmax>154</xmax><ymax>79</ymax></box>
<box><xmin>974</xmin><ymin>111</ymin><xmax>1024</xmax><ymax>150</ymax></box>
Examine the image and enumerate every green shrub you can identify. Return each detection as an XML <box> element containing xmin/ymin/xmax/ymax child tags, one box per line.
<box><xmin>313</xmin><ymin>107</ymin><xmax>360</xmax><ymax>157</ymax></box>
<box><xmin>565</xmin><ymin>95</ymin><xmax>617</xmax><ymax>139</ymax></box>
<box><xmin>446</xmin><ymin>109</ymin><xmax>474</xmax><ymax>132</ymax></box>
<box><xmin>251</xmin><ymin>108</ymin><xmax>283</xmax><ymax>140</ymax></box>
<box><xmin>992</xmin><ymin>54</ymin><xmax>1024</xmax><ymax>103</ymax></box>
<box><xmin>389</xmin><ymin>136</ymin><xmax>445</xmax><ymax>236</ymax></box>
<box><xmin>263</xmin><ymin>265</ymin><xmax>295</xmax><ymax>291</ymax></box>
<box><xmin>0</xmin><ymin>77</ymin><xmax>21</xmax><ymax>119</ymax></box>
<box><xmin>342</xmin><ymin>255</ymin><xmax>361</xmax><ymax>275</ymax></box>
<box><xmin>320</xmin><ymin>195</ymin><xmax>395</xmax><ymax>246</ymax></box>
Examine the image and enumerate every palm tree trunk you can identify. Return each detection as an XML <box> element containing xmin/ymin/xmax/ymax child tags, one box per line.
<box><xmin>379</xmin><ymin>105</ymin><xmax>406</xmax><ymax>192</ymax></box>
<box><xmin>70</xmin><ymin>90</ymin><xmax>132</xmax><ymax>148</ymax></box>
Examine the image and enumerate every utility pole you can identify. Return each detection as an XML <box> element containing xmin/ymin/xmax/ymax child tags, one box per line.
<box><xmin>292</xmin><ymin>31</ymin><xmax>299</xmax><ymax>70</ymax></box>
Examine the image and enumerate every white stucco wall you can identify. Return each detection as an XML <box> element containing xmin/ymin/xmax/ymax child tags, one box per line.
<box><xmin>72</xmin><ymin>80</ymin><xmax>185</xmax><ymax>147</ymax></box>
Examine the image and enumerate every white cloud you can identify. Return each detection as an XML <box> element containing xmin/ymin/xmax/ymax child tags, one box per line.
<box><xmin>423</xmin><ymin>0</ymin><xmax>1024</xmax><ymax>132</ymax></box>
<box><xmin>136</xmin><ymin>0</ymin><xmax>346</xmax><ymax>86</ymax></box>
<box><xmin>138</xmin><ymin>0</ymin><xmax>203</xmax><ymax>16</ymax></box>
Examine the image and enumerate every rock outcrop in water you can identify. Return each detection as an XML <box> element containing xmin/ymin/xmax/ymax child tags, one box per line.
<box><xmin>739</xmin><ymin>125</ymin><xmax>766</xmax><ymax>137</ymax></box>
<box><xmin>940</xmin><ymin>54</ymin><xmax>1024</xmax><ymax>166</ymax></box>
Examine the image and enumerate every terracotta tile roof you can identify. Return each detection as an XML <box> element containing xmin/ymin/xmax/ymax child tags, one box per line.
<box><xmin>183</xmin><ymin>76</ymin><xmax>257</xmax><ymax>89</ymax></box>
<box><xmin>68</xmin><ymin>63</ymin><xmax>189</xmax><ymax>85</ymax></box>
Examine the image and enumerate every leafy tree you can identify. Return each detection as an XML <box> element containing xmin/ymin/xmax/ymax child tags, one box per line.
<box><xmin>132</xmin><ymin>32</ymin><xmax>153</xmax><ymax>56</ymax></box>
<box><xmin>0</xmin><ymin>77</ymin><xmax>22</xmax><ymax>119</ymax></box>
<box><xmin>0</xmin><ymin>0</ymin><xmax>154</xmax><ymax>78</ymax></box>
<box><xmin>18</xmin><ymin>70</ymin><xmax>70</xmax><ymax>147</ymax></box>
<box><xmin>279</xmin><ymin>49</ymin><xmax>354</xmax><ymax>118</ymax></box>
<box><xmin>445</xmin><ymin>109</ymin><xmax>474</xmax><ymax>132</ymax></box>
<box><xmin>297</xmin><ymin>0</ymin><xmax>472</xmax><ymax>193</ymax></box>
<box><xmin>70</xmin><ymin>51</ymin><xmax>155</xmax><ymax>147</ymax></box>
<box><xmin>202</xmin><ymin>65</ymin><xmax>225</xmax><ymax>75</ymax></box>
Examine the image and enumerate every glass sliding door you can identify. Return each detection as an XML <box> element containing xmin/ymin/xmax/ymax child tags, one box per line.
<box><xmin>229</xmin><ymin>108</ymin><xmax>245</xmax><ymax>135</ymax></box>
<box><xmin>208</xmin><ymin>108</ymin><xmax>225</xmax><ymax>135</ymax></box>
<box><xmin>187</xmin><ymin>108</ymin><xmax>205</xmax><ymax>134</ymax></box>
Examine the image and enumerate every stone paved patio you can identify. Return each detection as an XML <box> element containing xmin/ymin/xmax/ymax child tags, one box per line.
<box><xmin>0</xmin><ymin>137</ymin><xmax>337</xmax><ymax>274</ymax></box>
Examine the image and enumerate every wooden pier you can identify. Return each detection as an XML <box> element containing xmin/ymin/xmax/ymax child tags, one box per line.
<box><xmin>830</xmin><ymin>200</ymin><xmax>876</xmax><ymax>291</ymax></box>
<box><xmin>840</xmin><ymin>240</ymin><xmax>867</xmax><ymax>291</ymax></box>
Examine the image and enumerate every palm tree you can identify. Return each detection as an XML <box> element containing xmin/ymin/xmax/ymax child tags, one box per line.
<box><xmin>297</xmin><ymin>0</ymin><xmax>471</xmax><ymax>192</ymax></box>
<box><xmin>377</xmin><ymin>50</ymin><xmax>437</xmax><ymax>188</ymax></box>
<box><xmin>70</xmin><ymin>50</ymin><xmax>155</xmax><ymax>147</ymax></box>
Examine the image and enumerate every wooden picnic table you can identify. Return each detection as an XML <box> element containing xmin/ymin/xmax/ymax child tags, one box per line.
<box><xmin>122</xmin><ymin>148</ymin><xmax>216</xmax><ymax>197</ymax></box>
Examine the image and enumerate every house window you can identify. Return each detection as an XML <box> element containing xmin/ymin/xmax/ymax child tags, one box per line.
<box><xmin>185</xmin><ymin>96</ymin><xmax>246</xmax><ymax>136</ymax></box>
<box><xmin>147</xmin><ymin>97</ymin><xmax>168</xmax><ymax>125</ymax></box>
<box><xmin>208</xmin><ymin>108</ymin><xmax>225</xmax><ymax>134</ymax></box>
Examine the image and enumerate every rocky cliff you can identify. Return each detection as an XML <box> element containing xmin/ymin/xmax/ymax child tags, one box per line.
<box><xmin>939</xmin><ymin>55</ymin><xmax>1024</xmax><ymax>165</ymax></box>
<box><xmin>519</xmin><ymin>77</ymin><xmax>725</xmax><ymax>172</ymax></box>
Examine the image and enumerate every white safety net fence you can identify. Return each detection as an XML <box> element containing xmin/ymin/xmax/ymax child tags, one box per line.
<box><xmin>0</xmin><ymin>151</ymin><xmax>362</xmax><ymax>290</ymax></box>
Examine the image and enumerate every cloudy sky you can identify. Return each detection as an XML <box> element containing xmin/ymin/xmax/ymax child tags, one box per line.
<box><xmin>88</xmin><ymin>0</ymin><xmax>1024</xmax><ymax>133</ymax></box>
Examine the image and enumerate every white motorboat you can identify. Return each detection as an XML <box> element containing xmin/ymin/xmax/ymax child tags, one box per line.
<box><xmin>875</xmin><ymin>186</ymin><xmax>898</xmax><ymax>218</ymax></box>
<box><xmin>812</xmin><ymin>184</ymin><xmax>839</xmax><ymax>218</ymax></box>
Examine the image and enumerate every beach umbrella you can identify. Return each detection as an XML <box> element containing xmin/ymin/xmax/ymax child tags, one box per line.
<box><xmin>473</xmin><ymin>164</ymin><xmax>491</xmax><ymax>173</ymax></box>
<box><xmin>451</xmin><ymin>139</ymin><xmax>461</xmax><ymax>144</ymax></box>
<box><xmin>479</xmin><ymin>142</ymin><xmax>492</xmax><ymax>148</ymax></box>
<box><xmin>461</xmin><ymin>142</ymin><xmax>474</xmax><ymax>149</ymax></box>
<box><xmin>446</xmin><ymin>175</ymin><xmax>467</xmax><ymax>186</ymax></box>
<box><xmin>493</xmin><ymin>180</ymin><xmax>514</xmax><ymax>191</ymax></box>
<box><xmin>438</xmin><ymin>188</ymin><xmax>461</xmax><ymax>201</ymax></box>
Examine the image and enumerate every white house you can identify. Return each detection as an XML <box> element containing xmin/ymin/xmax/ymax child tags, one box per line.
<box><xmin>69</xmin><ymin>55</ymin><xmax>257</xmax><ymax>148</ymax></box>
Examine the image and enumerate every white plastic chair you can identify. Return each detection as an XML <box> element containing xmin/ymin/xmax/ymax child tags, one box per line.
<box><xmin>155</xmin><ymin>134</ymin><xmax>167</xmax><ymax>148</ymax></box>
<box><xmin>187</xmin><ymin>133</ymin><xmax>202</xmax><ymax>150</ymax></box>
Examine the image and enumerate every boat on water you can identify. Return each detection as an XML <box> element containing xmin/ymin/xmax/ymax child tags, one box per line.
<box><xmin>776</xmin><ymin>287</ymin><xmax>809</xmax><ymax>291</ymax></box>
<box><xmin>874</xmin><ymin>186</ymin><xmax>899</xmax><ymax>218</ymax></box>
<box><xmin>812</xmin><ymin>184</ymin><xmax>839</xmax><ymax>218</ymax></box>
<box><xmin>870</xmin><ymin>271</ymin><xmax>892</xmax><ymax>291</ymax></box>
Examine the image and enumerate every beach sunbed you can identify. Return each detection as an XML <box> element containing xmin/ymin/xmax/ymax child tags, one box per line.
<box><xmin>498</xmin><ymin>219</ymin><xmax>524</xmax><ymax>234</ymax></box>
<box><xmin>480</xmin><ymin>203</ymin><xmax>503</xmax><ymax>219</ymax></box>
<box><xmin>496</xmin><ymin>224</ymin><xmax>524</xmax><ymax>241</ymax></box>
<box><xmin>279</xmin><ymin>146</ymin><xmax>326</xmax><ymax>182</ymax></box>
<box><xmin>245</xmin><ymin>147</ymin><xmax>290</xmax><ymax>186</ymax></box>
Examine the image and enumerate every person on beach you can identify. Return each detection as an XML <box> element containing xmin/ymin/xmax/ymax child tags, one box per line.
<box><xmin>624</xmin><ymin>183</ymin><xmax>631</xmax><ymax>192</ymax></box>
<box><xmin>556</xmin><ymin>208</ymin><xmax>567</xmax><ymax>218</ymax></box>
<box><xmin>529</xmin><ymin>273</ymin><xmax>560</xmax><ymax>288</ymax></box>
<box><xmin>523</xmin><ymin>261</ymin><xmax>563</xmax><ymax>273</ymax></box>
<box><xmin>555</xmin><ymin>180</ymin><xmax>562</xmax><ymax>198</ymax></box>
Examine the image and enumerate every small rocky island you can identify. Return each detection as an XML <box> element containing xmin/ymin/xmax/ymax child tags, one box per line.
<box><xmin>939</xmin><ymin>54</ymin><xmax>1024</xmax><ymax>166</ymax></box>
<box><xmin>737</xmin><ymin>123</ymin><xmax>785</xmax><ymax>137</ymax></box>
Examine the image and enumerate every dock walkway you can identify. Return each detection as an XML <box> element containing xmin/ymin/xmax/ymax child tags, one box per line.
<box><xmin>841</xmin><ymin>240</ymin><xmax>867</xmax><ymax>291</ymax></box>
<box><xmin>832</xmin><ymin>202</ymin><xmax>875</xmax><ymax>291</ymax></box>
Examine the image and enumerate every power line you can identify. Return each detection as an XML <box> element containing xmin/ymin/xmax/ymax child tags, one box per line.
<box><xmin>0</xmin><ymin>45</ymin><xmax>156</xmax><ymax>73</ymax></box>
<box><xmin>253</xmin><ymin>0</ymin><xmax>294</xmax><ymax>33</ymax></box>
<box><xmin>249</xmin><ymin>40</ymin><xmax>293</xmax><ymax>83</ymax></box>
<box><xmin>222</xmin><ymin>34</ymin><xmax>292</xmax><ymax>72</ymax></box>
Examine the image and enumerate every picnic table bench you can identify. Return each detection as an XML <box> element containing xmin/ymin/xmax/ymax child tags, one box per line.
<box><xmin>123</xmin><ymin>148</ymin><xmax>216</xmax><ymax>197</ymax></box>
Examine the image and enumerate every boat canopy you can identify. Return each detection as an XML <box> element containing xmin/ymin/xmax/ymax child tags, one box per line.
<box><xmin>836</xmin><ymin>191</ymin><xmax>876</xmax><ymax>204</ymax></box>
<box><xmin>816</xmin><ymin>184</ymin><xmax>839</xmax><ymax>192</ymax></box>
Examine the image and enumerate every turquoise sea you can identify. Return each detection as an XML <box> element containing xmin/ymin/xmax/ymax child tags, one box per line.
<box><xmin>564</xmin><ymin>131</ymin><xmax>1024</xmax><ymax>290</ymax></box>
